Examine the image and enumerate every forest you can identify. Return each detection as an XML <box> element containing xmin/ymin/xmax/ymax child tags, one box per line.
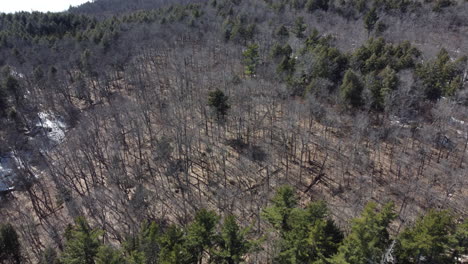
<box><xmin>1</xmin><ymin>186</ymin><xmax>467</xmax><ymax>263</ymax></box>
<box><xmin>0</xmin><ymin>0</ymin><xmax>467</xmax><ymax>263</ymax></box>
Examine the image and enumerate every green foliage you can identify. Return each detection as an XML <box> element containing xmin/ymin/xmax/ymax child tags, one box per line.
<box><xmin>271</xmin><ymin>43</ymin><xmax>292</xmax><ymax>58</ymax></box>
<box><xmin>1</xmin><ymin>0</ymin><xmax>468</xmax><ymax>262</ymax></box>
<box><xmin>39</xmin><ymin>247</ymin><xmax>61</xmax><ymax>264</ymax></box>
<box><xmin>300</xmin><ymin>31</ymin><xmax>348</xmax><ymax>85</ymax></box>
<box><xmin>272</xmin><ymin>43</ymin><xmax>295</xmax><ymax>77</ymax></box>
<box><xmin>3</xmin><ymin>75</ymin><xmax>20</xmax><ymax>101</ymax></box>
<box><xmin>332</xmin><ymin>202</ymin><xmax>396</xmax><ymax>264</ymax></box>
<box><xmin>366</xmin><ymin>66</ymin><xmax>398</xmax><ymax>110</ymax></box>
<box><xmin>212</xmin><ymin>215</ymin><xmax>253</xmax><ymax>264</ymax></box>
<box><xmin>375</xmin><ymin>21</ymin><xmax>387</xmax><ymax>35</ymax></box>
<box><xmin>263</xmin><ymin>188</ymin><xmax>343</xmax><ymax>263</ymax></box>
<box><xmin>185</xmin><ymin>209</ymin><xmax>220</xmax><ymax>263</ymax></box>
<box><xmin>291</xmin><ymin>0</ymin><xmax>307</xmax><ymax>10</ymax></box>
<box><xmin>351</xmin><ymin>38</ymin><xmax>420</xmax><ymax>74</ymax></box>
<box><xmin>0</xmin><ymin>223</ymin><xmax>21</xmax><ymax>264</ymax></box>
<box><xmin>222</xmin><ymin>19</ymin><xmax>235</xmax><ymax>41</ymax></box>
<box><xmin>208</xmin><ymin>89</ymin><xmax>230</xmax><ymax>120</ymax></box>
<box><xmin>37</xmin><ymin>212</ymin><xmax>253</xmax><ymax>264</ymax></box>
<box><xmin>416</xmin><ymin>48</ymin><xmax>467</xmax><ymax>100</ymax></box>
<box><xmin>61</xmin><ymin>217</ymin><xmax>103</xmax><ymax>264</ymax></box>
<box><xmin>281</xmin><ymin>203</ymin><xmax>342</xmax><ymax>263</ymax></box>
<box><xmin>222</xmin><ymin>13</ymin><xmax>256</xmax><ymax>44</ymax></box>
<box><xmin>284</xmin><ymin>30</ymin><xmax>343</xmax><ymax>95</ymax></box>
<box><xmin>364</xmin><ymin>8</ymin><xmax>379</xmax><ymax>34</ymax></box>
<box><xmin>275</xmin><ymin>24</ymin><xmax>289</xmax><ymax>39</ymax></box>
<box><xmin>158</xmin><ymin>225</ymin><xmax>190</xmax><ymax>264</ymax></box>
<box><xmin>0</xmin><ymin>12</ymin><xmax>94</xmax><ymax>41</ymax></box>
<box><xmin>372</xmin><ymin>0</ymin><xmax>420</xmax><ymax>12</ymax></box>
<box><xmin>231</xmin><ymin>22</ymin><xmax>256</xmax><ymax>44</ymax></box>
<box><xmin>95</xmin><ymin>245</ymin><xmax>125</xmax><ymax>264</ymax></box>
<box><xmin>4</xmin><ymin>191</ymin><xmax>468</xmax><ymax>264</ymax></box>
<box><xmin>312</xmin><ymin>45</ymin><xmax>348</xmax><ymax>83</ymax></box>
<box><xmin>137</xmin><ymin>222</ymin><xmax>160</xmax><ymax>264</ymax></box>
<box><xmin>127</xmin><ymin>251</ymin><xmax>147</xmax><ymax>264</ymax></box>
<box><xmin>262</xmin><ymin>185</ymin><xmax>298</xmax><ymax>234</ymax></box>
<box><xmin>395</xmin><ymin>210</ymin><xmax>457</xmax><ymax>264</ymax></box>
<box><xmin>380</xmin><ymin>66</ymin><xmax>398</xmax><ymax>93</ymax></box>
<box><xmin>292</xmin><ymin>17</ymin><xmax>307</xmax><ymax>38</ymax></box>
<box><xmin>0</xmin><ymin>67</ymin><xmax>21</xmax><ymax>110</ymax></box>
<box><xmin>365</xmin><ymin>73</ymin><xmax>384</xmax><ymax>110</ymax></box>
<box><xmin>304</xmin><ymin>28</ymin><xmax>322</xmax><ymax>48</ymax></box>
<box><xmin>243</xmin><ymin>43</ymin><xmax>260</xmax><ymax>76</ymax></box>
<box><xmin>354</xmin><ymin>0</ymin><xmax>368</xmax><ymax>13</ymax></box>
<box><xmin>306</xmin><ymin>207</ymin><xmax>343</xmax><ymax>259</ymax></box>
<box><xmin>432</xmin><ymin>0</ymin><xmax>454</xmax><ymax>11</ymax></box>
<box><xmin>0</xmin><ymin>2</ymin><xmax>204</xmax><ymax>55</ymax></box>
<box><xmin>340</xmin><ymin>69</ymin><xmax>364</xmax><ymax>107</ymax></box>
<box><xmin>306</xmin><ymin>0</ymin><xmax>330</xmax><ymax>12</ymax></box>
<box><xmin>454</xmin><ymin>219</ymin><xmax>468</xmax><ymax>258</ymax></box>
<box><xmin>0</xmin><ymin>81</ymin><xmax>9</xmax><ymax>116</ymax></box>
<box><xmin>124</xmin><ymin>221</ymin><xmax>160</xmax><ymax>264</ymax></box>
<box><xmin>277</xmin><ymin>56</ymin><xmax>296</xmax><ymax>75</ymax></box>
<box><xmin>278</xmin><ymin>29</ymin><xmax>348</xmax><ymax>96</ymax></box>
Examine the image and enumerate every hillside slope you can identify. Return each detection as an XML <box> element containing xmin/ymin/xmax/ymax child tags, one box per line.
<box><xmin>0</xmin><ymin>0</ymin><xmax>467</xmax><ymax>262</ymax></box>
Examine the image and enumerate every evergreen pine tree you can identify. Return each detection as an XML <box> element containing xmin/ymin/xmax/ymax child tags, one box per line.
<box><xmin>158</xmin><ymin>225</ymin><xmax>190</xmax><ymax>264</ymax></box>
<box><xmin>275</xmin><ymin>25</ymin><xmax>289</xmax><ymax>39</ymax></box>
<box><xmin>95</xmin><ymin>245</ymin><xmax>124</xmax><ymax>264</ymax></box>
<box><xmin>364</xmin><ymin>8</ymin><xmax>379</xmax><ymax>36</ymax></box>
<box><xmin>396</xmin><ymin>210</ymin><xmax>457</xmax><ymax>264</ymax></box>
<box><xmin>208</xmin><ymin>89</ymin><xmax>230</xmax><ymax>120</ymax></box>
<box><xmin>61</xmin><ymin>217</ymin><xmax>102</xmax><ymax>264</ymax></box>
<box><xmin>340</xmin><ymin>70</ymin><xmax>364</xmax><ymax>107</ymax></box>
<box><xmin>242</xmin><ymin>43</ymin><xmax>260</xmax><ymax>76</ymax></box>
<box><xmin>0</xmin><ymin>223</ymin><xmax>21</xmax><ymax>264</ymax></box>
<box><xmin>38</xmin><ymin>247</ymin><xmax>61</xmax><ymax>264</ymax></box>
<box><xmin>185</xmin><ymin>209</ymin><xmax>219</xmax><ymax>263</ymax></box>
<box><xmin>306</xmin><ymin>0</ymin><xmax>329</xmax><ymax>12</ymax></box>
<box><xmin>278</xmin><ymin>201</ymin><xmax>343</xmax><ymax>264</ymax></box>
<box><xmin>454</xmin><ymin>219</ymin><xmax>468</xmax><ymax>261</ymax></box>
<box><xmin>123</xmin><ymin>221</ymin><xmax>160</xmax><ymax>264</ymax></box>
<box><xmin>332</xmin><ymin>202</ymin><xmax>396</xmax><ymax>264</ymax></box>
<box><xmin>212</xmin><ymin>215</ymin><xmax>252</xmax><ymax>264</ymax></box>
<box><xmin>0</xmin><ymin>77</ymin><xmax>9</xmax><ymax>116</ymax></box>
<box><xmin>292</xmin><ymin>17</ymin><xmax>307</xmax><ymax>38</ymax></box>
<box><xmin>416</xmin><ymin>48</ymin><xmax>466</xmax><ymax>100</ymax></box>
<box><xmin>262</xmin><ymin>186</ymin><xmax>298</xmax><ymax>234</ymax></box>
<box><xmin>264</xmin><ymin>188</ymin><xmax>342</xmax><ymax>264</ymax></box>
<box><xmin>137</xmin><ymin>222</ymin><xmax>160</xmax><ymax>264</ymax></box>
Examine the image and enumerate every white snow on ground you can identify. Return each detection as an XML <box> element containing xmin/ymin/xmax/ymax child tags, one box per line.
<box><xmin>36</xmin><ymin>112</ymin><xmax>67</xmax><ymax>144</ymax></box>
<box><xmin>0</xmin><ymin>154</ymin><xmax>22</xmax><ymax>192</ymax></box>
<box><xmin>389</xmin><ymin>116</ymin><xmax>412</xmax><ymax>128</ymax></box>
<box><xmin>0</xmin><ymin>181</ymin><xmax>12</xmax><ymax>192</ymax></box>
<box><xmin>451</xmin><ymin>117</ymin><xmax>467</xmax><ymax>140</ymax></box>
<box><xmin>451</xmin><ymin>117</ymin><xmax>466</xmax><ymax>126</ymax></box>
<box><xmin>457</xmin><ymin>130</ymin><xmax>468</xmax><ymax>140</ymax></box>
<box><xmin>10</xmin><ymin>69</ymin><xmax>25</xmax><ymax>79</ymax></box>
<box><xmin>2</xmin><ymin>112</ymin><xmax>67</xmax><ymax>194</ymax></box>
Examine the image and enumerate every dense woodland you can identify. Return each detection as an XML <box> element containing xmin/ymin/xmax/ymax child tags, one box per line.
<box><xmin>1</xmin><ymin>186</ymin><xmax>467</xmax><ymax>263</ymax></box>
<box><xmin>0</xmin><ymin>0</ymin><xmax>467</xmax><ymax>263</ymax></box>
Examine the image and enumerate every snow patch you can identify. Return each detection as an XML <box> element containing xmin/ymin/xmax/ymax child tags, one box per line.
<box><xmin>451</xmin><ymin>117</ymin><xmax>466</xmax><ymax>126</ymax></box>
<box><xmin>36</xmin><ymin>112</ymin><xmax>67</xmax><ymax>144</ymax></box>
<box><xmin>10</xmin><ymin>69</ymin><xmax>25</xmax><ymax>79</ymax></box>
<box><xmin>2</xmin><ymin>112</ymin><xmax>67</xmax><ymax>194</ymax></box>
<box><xmin>457</xmin><ymin>130</ymin><xmax>468</xmax><ymax>140</ymax></box>
<box><xmin>389</xmin><ymin>116</ymin><xmax>412</xmax><ymax>128</ymax></box>
<box><xmin>0</xmin><ymin>154</ymin><xmax>23</xmax><ymax>193</ymax></box>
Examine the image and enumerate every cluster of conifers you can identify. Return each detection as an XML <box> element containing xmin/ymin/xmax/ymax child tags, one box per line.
<box><xmin>1</xmin><ymin>186</ymin><xmax>466</xmax><ymax>264</ymax></box>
